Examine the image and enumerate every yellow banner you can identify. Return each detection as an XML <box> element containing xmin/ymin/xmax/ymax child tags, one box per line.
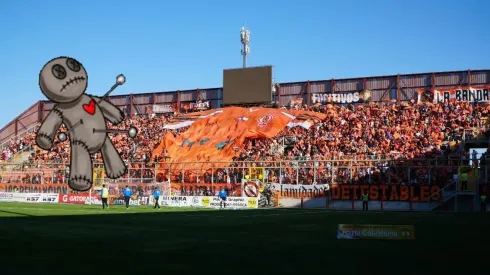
<box><xmin>93</xmin><ymin>168</ymin><xmax>105</xmax><ymax>188</ymax></box>
<box><xmin>337</xmin><ymin>224</ymin><xmax>415</xmax><ymax>240</ymax></box>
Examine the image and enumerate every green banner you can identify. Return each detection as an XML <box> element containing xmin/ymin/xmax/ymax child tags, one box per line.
<box><xmin>337</xmin><ymin>224</ymin><xmax>415</xmax><ymax>240</ymax></box>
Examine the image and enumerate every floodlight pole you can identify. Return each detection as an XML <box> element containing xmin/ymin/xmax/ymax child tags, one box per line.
<box><xmin>240</xmin><ymin>26</ymin><xmax>250</xmax><ymax>68</ymax></box>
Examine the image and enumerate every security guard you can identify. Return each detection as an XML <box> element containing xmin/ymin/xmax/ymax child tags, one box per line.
<box><xmin>362</xmin><ymin>191</ymin><xmax>369</xmax><ymax>211</ymax></box>
<box><xmin>481</xmin><ymin>194</ymin><xmax>487</xmax><ymax>212</ymax></box>
<box><xmin>461</xmin><ymin>172</ymin><xmax>468</xmax><ymax>191</ymax></box>
<box><xmin>218</xmin><ymin>188</ymin><xmax>227</xmax><ymax>209</ymax></box>
<box><xmin>263</xmin><ymin>184</ymin><xmax>272</xmax><ymax>207</ymax></box>
<box><xmin>101</xmin><ymin>184</ymin><xmax>109</xmax><ymax>209</ymax></box>
<box><xmin>153</xmin><ymin>187</ymin><xmax>161</xmax><ymax>209</ymax></box>
<box><xmin>123</xmin><ymin>186</ymin><xmax>133</xmax><ymax>210</ymax></box>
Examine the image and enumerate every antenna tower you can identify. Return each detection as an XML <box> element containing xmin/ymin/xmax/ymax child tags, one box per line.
<box><xmin>240</xmin><ymin>26</ymin><xmax>250</xmax><ymax>68</ymax></box>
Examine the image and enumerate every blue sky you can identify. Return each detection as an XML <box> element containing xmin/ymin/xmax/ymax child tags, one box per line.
<box><xmin>0</xmin><ymin>0</ymin><xmax>488</xmax><ymax>127</ymax></box>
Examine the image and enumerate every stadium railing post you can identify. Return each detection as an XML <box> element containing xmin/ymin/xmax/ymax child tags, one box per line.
<box><xmin>300</xmin><ymin>194</ymin><xmax>304</xmax><ymax>208</ymax></box>
<box><xmin>380</xmin><ymin>196</ymin><xmax>384</xmax><ymax>210</ymax></box>
<box><xmin>140</xmin><ymin>165</ymin><xmax>143</xmax><ymax>183</ymax></box>
<box><xmin>153</xmin><ymin>162</ymin><xmax>157</xmax><ymax>183</ymax></box>
<box><xmin>127</xmin><ymin>166</ymin><xmax>130</xmax><ymax>184</ymax></box>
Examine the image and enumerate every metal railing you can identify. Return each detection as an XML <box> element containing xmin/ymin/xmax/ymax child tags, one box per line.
<box><xmin>0</xmin><ymin>124</ymin><xmax>40</xmax><ymax>149</ymax></box>
<box><xmin>427</xmin><ymin>180</ymin><xmax>458</xmax><ymax>211</ymax></box>
<box><xmin>0</xmin><ymin>159</ymin><xmax>466</xmax><ymax>187</ymax></box>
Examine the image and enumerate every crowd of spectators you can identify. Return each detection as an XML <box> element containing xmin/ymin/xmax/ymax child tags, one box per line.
<box><xmin>223</xmin><ymin>99</ymin><xmax>490</xmax><ymax>187</ymax></box>
<box><xmin>1</xmin><ymin>99</ymin><xmax>489</xmax><ymax>189</ymax></box>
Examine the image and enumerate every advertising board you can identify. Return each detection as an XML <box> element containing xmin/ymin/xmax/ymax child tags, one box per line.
<box><xmin>150</xmin><ymin>196</ymin><xmax>258</xmax><ymax>209</ymax></box>
<box><xmin>337</xmin><ymin>224</ymin><xmax>415</xmax><ymax>240</ymax></box>
<box><xmin>0</xmin><ymin>192</ymin><xmax>59</xmax><ymax>203</ymax></box>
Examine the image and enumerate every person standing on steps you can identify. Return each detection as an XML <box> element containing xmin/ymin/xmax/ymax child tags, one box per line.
<box><xmin>461</xmin><ymin>172</ymin><xmax>468</xmax><ymax>191</ymax></box>
<box><xmin>481</xmin><ymin>193</ymin><xmax>487</xmax><ymax>212</ymax></box>
<box><xmin>362</xmin><ymin>191</ymin><xmax>369</xmax><ymax>211</ymax></box>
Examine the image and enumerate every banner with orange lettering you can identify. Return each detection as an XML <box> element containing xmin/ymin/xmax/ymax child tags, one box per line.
<box><xmin>152</xmin><ymin>107</ymin><xmax>326</xmax><ymax>178</ymax></box>
<box><xmin>268</xmin><ymin>183</ymin><xmax>440</xmax><ymax>201</ymax></box>
<box><xmin>330</xmin><ymin>184</ymin><xmax>440</xmax><ymax>202</ymax></box>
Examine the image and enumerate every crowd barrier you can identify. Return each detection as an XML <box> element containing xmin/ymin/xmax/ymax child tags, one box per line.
<box><xmin>0</xmin><ymin>159</ymin><xmax>475</xmax><ymax>190</ymax></box>
<box><xmin>0</xmin><ymin>158</ymin><xmax>484</xmax><ymax>211</ymax></box>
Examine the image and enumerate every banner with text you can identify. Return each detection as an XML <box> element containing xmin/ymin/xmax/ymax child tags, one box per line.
<box><xmin>265</xmin><ymin>183</ymin><xmax>440</xmax><ymax>201</ymax></box>
<box><xmin>153</xmin><ymin>104</ymin><xmax>175</xmax><ymax>113</ymax></box>
<box><xmin>337</xmin><ymin>224</ymin><xmax>415</xmax><ymax>240</ymax></box>
<box><xmin>0</xmin><ymin>192</ymin><xmax>59</xmax><ymax>203</ymax></box>
<box><xmin>330</xmin><ymin>184</ymin><xmax>440</xmax><ymax>202</ymax></box>
<box><xmin>149</xmin><ymin>196</ymin><xmax>259</xmax><ymax>209</ymax></box>
<box><xmin>85</xmin><ymin>194</ymin><xmax>150</xmax><ymax>206</ymax></box>
<box><xmin>0</xmin><ymin>184</ymin><xmax>69</xmax><ymax>194</ymax></box>
<box><xmin>270</xmin><ymin>183</ymin><xmax>330</xmax><ymax>198</ymax></box>
<box><xmin>311</xmin><ymin>90</ymin><xmax>371</xmax><ymax>105</ymax></box>
<box><xmin>181</xmin><ymin>101</ymin><xmax>211</xmax><ymax>112</ymax></box>
<box><xmin>417</xmin><ymin>86</ymin><xmax>490</xmax><ymax>104</ymax></box>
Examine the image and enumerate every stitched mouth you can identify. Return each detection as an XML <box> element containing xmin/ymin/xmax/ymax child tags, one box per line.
<box><xmin>60</xmin><ymin>76</ymin><xmax>86</xmax><ymax>92</ymax></box>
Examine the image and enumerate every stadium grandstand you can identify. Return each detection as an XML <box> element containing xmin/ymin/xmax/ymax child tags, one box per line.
<box><xmin>1</xmin><ymin>69</ymin><xmax>490</xmax><ymax>211</ymax></box>
<box><xmin>4</xmin><ymin>1</ymin><xmax>490</xmax><ymax>273</ymax></box>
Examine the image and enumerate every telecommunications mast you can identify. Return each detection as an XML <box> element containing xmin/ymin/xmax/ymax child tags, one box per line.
<box><xmin>240</xmin><ymin>26</ymin><xmax>250</xmax><ymax>68</ymax></box>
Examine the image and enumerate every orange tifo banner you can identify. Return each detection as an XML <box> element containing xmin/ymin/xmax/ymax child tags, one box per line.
<box><xmin>152</xmin><ymin>107</ymin><xmax>326</xmax><ymax>177</ymax></box>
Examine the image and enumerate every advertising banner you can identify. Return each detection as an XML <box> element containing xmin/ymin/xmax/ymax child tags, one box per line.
<box><xmin>0</xmin><ymin>192</ymin><xmax>27</xmax><ymax>202</ymax></box>
<box><xmin>112</xmin><ymin>196</ymin><xmax>149</xmax><ymax>206</ymax></box>
<box><xmin>0</xmin><ymin>192</ymin><xmax>59</xmax><ymax>203</ymax></box>
<box><xmin>150</xmin><ymin>196</ymin><xmax>258</xmax><ymax>209</ymax></box>
<box><xmin>158</xmin><ymin>196</ymin><xmax>193</xmax><ymax>207</ymax></box>
<box><xmin>337</xmin><ymin>224</ymin><xmax>415</xmax><ymax>240</ymax></box>
<box><xmin>204</xmin><ymin>196</ymin><xmax>258</xmax><ymax>209</ymax></box>
<box><xmin>58</xmin><ymin>193</ymin><xmax>90</xmax><ymax>204</ymax></box>
<box><xmin>58</xmin><ymin>193</ymin><xmax>149</xmax><ymax>206</ymax></box>
<box><xmin>85</xmin><ymin>194</ymin><xmax>149</xmax><ymax>206</ymax></box>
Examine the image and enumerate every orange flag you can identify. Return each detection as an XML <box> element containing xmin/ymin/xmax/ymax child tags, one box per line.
<box><xmin>152</xmin><ymin>107</ymin><xmax>326</xmax><ymax>179</ymax></box>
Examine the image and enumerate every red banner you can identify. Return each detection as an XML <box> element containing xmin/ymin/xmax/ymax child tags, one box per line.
<box><xmin>58</xmin><ymin>193</ymin><xmax>90</xmax><ymax>204</ymax></box>
<box><xmin>330</xmin><ymin>184</ymin><xmax>440</xmax><ymax>202</ymax></box>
